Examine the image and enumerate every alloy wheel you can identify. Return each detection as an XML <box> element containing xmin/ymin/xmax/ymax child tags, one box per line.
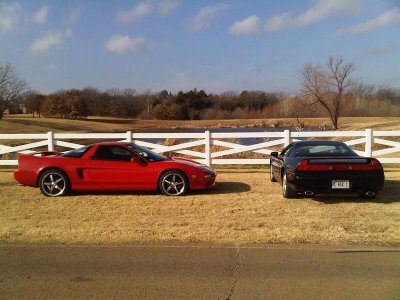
<box><xmin>161</xmin><ymin>173</ymin><xmax>186</xmax><ymax>196</ymax></box>
<box><xmin>41</xmin><ymin>173</ymin><xmax>66</xmax><ymax>197</ymax></box>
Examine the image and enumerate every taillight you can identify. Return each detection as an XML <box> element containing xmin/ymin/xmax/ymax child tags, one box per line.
<box><xmin>296</xmin><ymin>159</ymin><xmax>383</xmax><ymax>171</ymax></box>
<box><xmin>367</xmin><ymin>158</ymin><xmax>383</xmax><ymax>170</ymax></box>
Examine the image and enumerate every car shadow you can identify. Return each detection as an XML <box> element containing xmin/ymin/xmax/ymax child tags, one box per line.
<box><xmin>309</xmin><ymin>180</ymin><xmax>400</xmax><ymax>204</ymax></box>
<box><xmin>69</xmin><ymin>181</ymin><xmax>250</xmax><ymax>197</ymax></box>
<box><xmin>69</xmin><ymin>190</ymin><xmax>159</xmax><ymax>197</ymax></box>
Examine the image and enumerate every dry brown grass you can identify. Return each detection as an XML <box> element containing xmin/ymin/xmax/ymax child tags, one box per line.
<box><xmin>1</xmin><ymin>169</ymin><xmax>400</xmax><ymax>246</ymax></box>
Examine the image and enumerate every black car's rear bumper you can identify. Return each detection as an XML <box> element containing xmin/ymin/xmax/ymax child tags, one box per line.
<box><xmin>287</xmin><ymin>171</ymin><xmax>384</xmax><ymax>195</ymax></box>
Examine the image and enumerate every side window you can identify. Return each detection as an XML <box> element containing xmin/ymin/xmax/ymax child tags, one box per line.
<box><xmin>93</xmin><ymin>146</ymin><xmax>133</xmax><ymax>162</ymax></box>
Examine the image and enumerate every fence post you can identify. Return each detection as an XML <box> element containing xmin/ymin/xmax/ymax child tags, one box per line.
<box><xmin>126</xmin><ymin>131</ymin><xmax>132</xmax><ymax>142</ymax></box>
<box><xmin>365</xmin><ymin>128</ymin><xmax>372</xmax><ymax>157</ymax></box>
<box><xmin>284</xmin><ymin>129</ymin><xmax>291</xmax><ymax>147</ymax></box>
<box><xmin>205</xmin><ymin>130</ymin><xmax>211</xmax><ymax>166</ymax></box>
<box><xmin>47</xmin><ymin>131</ymin><xmax>54</xmax><ymax>151</ymax></box>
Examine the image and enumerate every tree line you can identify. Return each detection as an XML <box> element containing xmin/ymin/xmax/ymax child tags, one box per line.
<box><xmin>1</xmin><ymin>57</ymin><xmax>400</xmax><ymax>129</ymax></box>
<box><xmin>22</xmin><ymin>87</ymin><xmax>282</xmax><ymax>121</ymax></box>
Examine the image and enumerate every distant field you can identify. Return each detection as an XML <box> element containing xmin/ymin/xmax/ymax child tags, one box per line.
<box><xmin>1</xmin><ymin>168</ymin><xmax>399</xmax><ymax>246</ymax></box>
<box><xmin>2</xmin><ymin>115</ymin><xmax>400</xmax><ymax>133</ymax></box>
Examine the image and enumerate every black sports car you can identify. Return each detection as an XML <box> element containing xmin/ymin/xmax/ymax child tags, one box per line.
<box><xmin>270</xmin><ymin>140</ymin><xmax>384</xmax><ymax>199</ymax></box>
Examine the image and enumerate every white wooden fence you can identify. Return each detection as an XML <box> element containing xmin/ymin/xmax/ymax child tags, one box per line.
<box><xmin>1</xmin><ymin>129</ymin><xmax>400</xmax><ymax>166</ymax></box>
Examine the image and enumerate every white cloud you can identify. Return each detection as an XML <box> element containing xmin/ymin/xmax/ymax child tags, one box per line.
<box><xmin>229</xmin><ymin>15</ymin><xmax>263</xmax><ymax>35</ymax></box>
<box><xmin>187</xmin><ymin>4</ymin><xmax>228</xmax><ymax>32</ymax></box>
<box><xmin>230</xmin><ymin>0</ymin><xmax>361</xmax><ymax>36</ymax></box>
<box><xmin>115</xmin><ymin>1</ymin><xmax>179</xmax><ymax>23</ymax></box>
<box><xmin>291</xmin><ymin>0</ymin><xmax>360</xmax><ymax>28</ymax></box>
<box><xmin>0</xmin><ymin>2</ymin><xmax>21</xmax><ymax>33</ymax></box>
<box><xmin>337</xmin><ymin>7</ymin><xmax>400</xmax><ymax>35</ymax></box>
<box><xmin>158</xmin><ymin>0</ymin><xmax>179</xmax><ymax>16</ymax></box>
<box><xmin>360</xmin><ymin>43</ymin><xmax>397</xmax><ymax>58</ymax></box>
<box><xmin>116</xmin><ymin>2</ymin><xmax>153</xmax><ymax>23</ymax></box>
<box><xmin>30</xmin><ymin>33</ymin><xmax>63</xmax><ymax>54</ymax></box>
<box><xmin>105</xmin><ymin>34</ymin><xmax>145</xmax><ymax>54</ymax></box>
<box><xmin>264</xmin><ymin>13</ymin><xmax>291</xmax><ymax>32</ymax></box>
<box><xmin>29</xmin><ymin>26</ymin><xmax>73</xmax><ymax>55</ymax></box>
<box><xmin>33</xmin><ymin>5</ymin><xmax>50</xmax><ymax>23</ymax></box>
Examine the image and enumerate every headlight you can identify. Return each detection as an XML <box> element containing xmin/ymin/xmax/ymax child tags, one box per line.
<box><xmin>198</xmin><ymin>166</ymin><xmax>215</xmax><ymax>174</ymax></box>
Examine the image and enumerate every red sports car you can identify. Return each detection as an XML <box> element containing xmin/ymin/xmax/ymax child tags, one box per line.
<box><xmin>14</xmin><ymin>142</ymin><xmax>216</xmax><ymax>197</ymax></box>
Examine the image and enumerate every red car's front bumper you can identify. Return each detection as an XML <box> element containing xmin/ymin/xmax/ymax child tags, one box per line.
<box><xmin>190</xmin><ymin>174</ymin><xmax>216</xmax><ymax>190</ymax></box>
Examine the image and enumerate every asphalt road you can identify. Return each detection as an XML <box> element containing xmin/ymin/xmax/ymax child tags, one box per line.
<box><xmin>0</xmin><ymin>244</ymin><xmax>399</xmax><ymax>300</ymax></box>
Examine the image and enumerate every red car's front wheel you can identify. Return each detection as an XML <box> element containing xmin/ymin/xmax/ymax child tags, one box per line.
<box><xmin>159</xmin><ymin>171</ymin><xmax>188</xmax><ymax>196</ymax></box>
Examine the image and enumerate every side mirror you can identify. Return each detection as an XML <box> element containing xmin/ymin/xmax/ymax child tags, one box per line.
<box><xmin>131</xmin><ymin>156</ymin><xmax>147</xmax><ymax>165</ymax></box>
<box><xmin>270</xmin><ymin>151</ymin><xmax>279</xmax><ymax>158</ymax></box>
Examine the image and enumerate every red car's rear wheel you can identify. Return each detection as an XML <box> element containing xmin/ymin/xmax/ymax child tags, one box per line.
<box><xmin>39</xmin><ymin>169</ymin><xmax>70</xmax><ymax>197</ymax></box>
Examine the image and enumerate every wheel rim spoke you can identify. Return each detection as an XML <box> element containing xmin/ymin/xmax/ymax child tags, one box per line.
<box><xmin>42</xmin><ymin>173</ymin><xmax>65</xmax><ymax>196</ymax></box>
<box><xmin>163</xmin><ymin>174</ymin><xmax>184</xmax><ymax>195</ymax></box>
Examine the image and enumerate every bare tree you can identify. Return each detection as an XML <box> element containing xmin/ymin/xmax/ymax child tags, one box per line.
<box><xmin>0</xmin><ymin>63</ymin><xmax>27</xmax><ymax>119</ymax></box>
<box><xmin>25</xmin><ymin>91</ymin><xmax>45</xmax><ymax>117</ymax></box>
<box><xmin>300</xmin><ymin>56</ymin><xmax>355</xmax><ymax>129</ymax></box>
<box><xmin>142</xmin><ymin>89</ymin><xmax>153</xmax><ymax>119</ymax></box>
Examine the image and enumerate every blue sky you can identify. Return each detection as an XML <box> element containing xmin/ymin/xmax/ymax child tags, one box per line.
<box><xmin>0</xmin><ymin>0</ymin><xmax>399</xmax><ymax>94</ymax></box>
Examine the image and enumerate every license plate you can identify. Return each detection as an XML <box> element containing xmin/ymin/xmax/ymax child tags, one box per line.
<box><xmin>332</xmin><ymin>180</ymin><xmax>350</xmax><ymax>189</ymax></box>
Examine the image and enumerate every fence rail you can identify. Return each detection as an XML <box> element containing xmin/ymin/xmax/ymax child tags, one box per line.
<box><xmin>1</xmin><ymin>129</ymin><xmax>400</xmax><ymax>166</ymax></box>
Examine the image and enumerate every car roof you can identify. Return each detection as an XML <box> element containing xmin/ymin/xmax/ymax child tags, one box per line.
<box><xmin>94</xmin><ymin>142</ymin><xmax>130</xmax><ymax>146</ymax></box>
<box><xmin>291</xmin><ymin>140</ymin><xmax>346</xmax><ymax>146</ymax></box>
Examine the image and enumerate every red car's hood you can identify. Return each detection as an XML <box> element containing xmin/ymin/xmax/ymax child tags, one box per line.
<box><xmin>171</xmin><ymin>157</ymin><xmax>204</xmax><ymax>167</ymax></box>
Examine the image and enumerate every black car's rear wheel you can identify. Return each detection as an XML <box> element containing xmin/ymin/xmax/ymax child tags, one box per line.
<box><xmin>270</xmin><ymin>163</ymin><xmax>277</xmax><ymax>182</ymax></box>
<box><xmin>39</xmin><ymin>169</ymin><xmax>70</xmax><ymax>197</ymax></box>
<box><xmin>159</xmin><ymin>170</ymin><xmax>188</xmax><ymax>196</ymax></box>
<box><xmin>282</xmin><ymin>173</ymin><xmax>296</xmax><ymax>199</ymax></box>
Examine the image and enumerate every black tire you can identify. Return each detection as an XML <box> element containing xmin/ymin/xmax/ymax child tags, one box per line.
<box><xmin>282</xmin><ymin>172</ymin><xmax>297</xmax><ymax>199</ymax></box>
<box><xmin>158</xmin><ymin>170</ymin><xmax>189</xmax><ymax>196</ymax></box>
<box><xmin>270</xmin><ymin>163</ymin><xmax>277</xmax><ymax>182</ymax></box>
<box><xmin>39</xmin><ymin>169</ymin><xmax>70</xmax><ymax>197</ymax></box>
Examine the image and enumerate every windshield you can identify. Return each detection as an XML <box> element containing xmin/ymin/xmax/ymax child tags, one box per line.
<box><xmin>127</xmin><ymin>143</ymin><xmax>169</xmax><ymax>162</ymax></box>
<box><xmin>61</xmin><ymin>145</ymin><xmax>93</xmax><ymax>158</ymax></box>
<box><xmin>290</xmin><ymin>143</ymin><xmax>357</xmax><ymax>157</ymax></box>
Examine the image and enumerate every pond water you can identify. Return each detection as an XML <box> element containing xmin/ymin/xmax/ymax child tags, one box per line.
<box><xmin>140</xmin><ymin>126</ymin><xmax>318</xmax><ymax>145</ymax></box>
